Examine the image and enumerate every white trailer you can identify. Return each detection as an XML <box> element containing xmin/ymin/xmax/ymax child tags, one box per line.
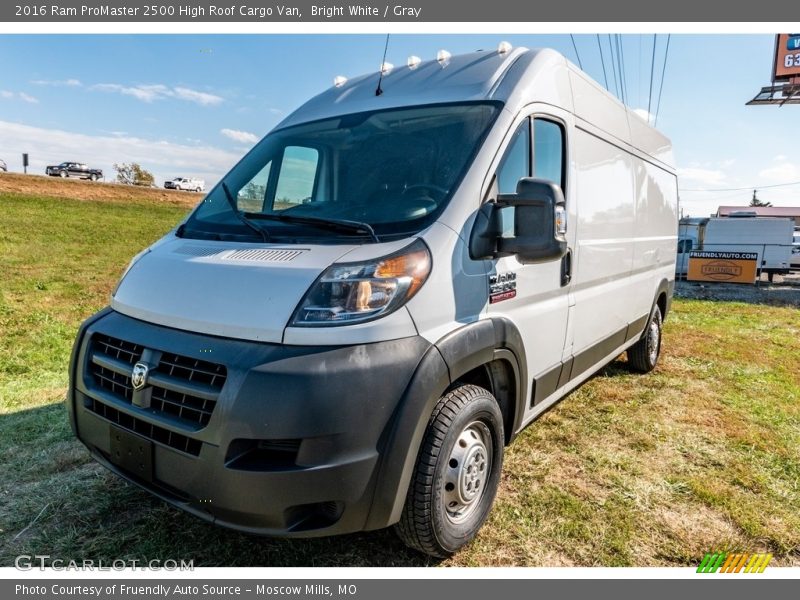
<box><xmin>677</xmin><ymin>216</ymin><xmax>794</xmax><ymax>279</ymax></box>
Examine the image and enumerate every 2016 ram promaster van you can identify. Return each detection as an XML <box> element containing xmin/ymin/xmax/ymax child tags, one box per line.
<box><xmin>67</xmin><ymin>44</ymin><xmax>678</xmax><ymax>557</ymax></box>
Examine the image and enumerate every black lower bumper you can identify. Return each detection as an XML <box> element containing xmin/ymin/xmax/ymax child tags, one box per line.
<box><xmin>68</xmin><ymin>309</ymin><xmax>432</xmax><ymax>537</ymax></box>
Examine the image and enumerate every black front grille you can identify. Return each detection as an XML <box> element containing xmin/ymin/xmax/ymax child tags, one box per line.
<box><xmin>85</xmin><ymin>397</ymin><xmax>202</xmax><ymax>456</ymax></box>
<box><xmin>87</xmin><ymin>334</ymin><xmax>227</xmax><ymax>429</ymax></box>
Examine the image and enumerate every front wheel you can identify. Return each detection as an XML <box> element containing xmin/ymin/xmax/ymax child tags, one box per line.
<box><xmin>395</xmin><ymin>384</ymin><xmax>504</xmax><ymax>558</ymax></box>
<box><xmin>89</xmin><ymin>174</ymin><xmax>98</xmax><ymax>182</ymax></box>
<box><xmin>627</xmin><ymin>304</ymin><xmax>662</xmax><ymax>373</ymax></box>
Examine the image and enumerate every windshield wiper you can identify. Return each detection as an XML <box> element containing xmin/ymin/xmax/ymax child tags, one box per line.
<box><xmin>221</xmin><ymin>182</ymin><xmax>270</xmax><ymax>242</ymax></box>
<box><xmin>243</xmin><ymin>212</ymin><xmax>380</xmax><ymax>243</ymax></box>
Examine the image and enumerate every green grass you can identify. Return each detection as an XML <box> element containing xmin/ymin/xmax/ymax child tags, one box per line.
<box><xmin>1</xmin><ymin>191</ymin><xmax>799</xmax><ymax>566</ymax></box>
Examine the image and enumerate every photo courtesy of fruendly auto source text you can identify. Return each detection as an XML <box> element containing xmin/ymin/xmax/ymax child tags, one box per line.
<box><xmin>0</xmin><ymin>0</ymin><xmax>798</xmax><ymax>597</ymax></box>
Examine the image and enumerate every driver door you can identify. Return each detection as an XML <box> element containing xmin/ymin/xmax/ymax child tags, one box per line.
<box><xmin>486</xmin><ymin>110</ymin><xmax>574</xmax><ymax>415</ymax></box>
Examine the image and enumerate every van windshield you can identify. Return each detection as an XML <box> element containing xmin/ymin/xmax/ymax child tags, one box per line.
<box><xmin>181</xmin><ymin>102</ymin><xmax>500</xmax><ymax>242</ymax></box>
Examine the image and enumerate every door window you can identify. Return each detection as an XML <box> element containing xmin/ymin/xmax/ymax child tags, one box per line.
<box><xmin>533</xmin><ymin>118</ymin><xmax>565</xmax><ymax>189</ymax></box>
<box><xmin>496</xmin><ymin>120</ymin><xmax>530</xmax><ymax>194</ymax></box>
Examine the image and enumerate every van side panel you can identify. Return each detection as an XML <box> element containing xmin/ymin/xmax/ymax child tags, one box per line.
<box><xmin>570</xmin><ymin>125</ymin><xmax>636</xmax><ymax>357</ymax></box>
<box><xmin>631</xmin><ymin>157</ymin><xmax>679</xmax><ymax>319</ymax></box>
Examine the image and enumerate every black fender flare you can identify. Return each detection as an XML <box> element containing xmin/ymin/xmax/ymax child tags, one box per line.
<box><xmin>364</xmin><ymin>317</ymin><xmax>527</xmax><ymax>530</ymax></box>
<box><xmin>654</xmin><ymin>277</ymin><xmax>673</xmax><ymax>320</ymax></box>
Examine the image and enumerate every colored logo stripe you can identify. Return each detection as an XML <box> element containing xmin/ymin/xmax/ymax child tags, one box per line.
<box><xmin>697</xmin><ymin>552</ymin><xmax>772</xmax><ymax>573</ymax></box>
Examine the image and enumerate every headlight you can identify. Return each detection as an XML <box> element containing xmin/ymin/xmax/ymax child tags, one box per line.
<box><xmin>291</xmin><ymin>239</ymin><xmax>431</xmax><ymax>326</ymax></box>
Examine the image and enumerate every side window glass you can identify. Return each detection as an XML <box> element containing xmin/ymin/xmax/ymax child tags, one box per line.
<box><xmin>533</xmin><ymin>118</ymin><xmax>565</xmax><ymax>189</ymax></box>
<box><xmin>496</xmin><ymin>120</ymin><xmax>530</xmax><ymax>194</ymax></box>
<box><xmin>273</xmin><ymin>146</ymin><xmax>319</xmax><ymax>210</ymax></box>
<box><xmin>237</xmin><ymin>161</ymin><xmax>272</xmax><ymax>213</ymax></box>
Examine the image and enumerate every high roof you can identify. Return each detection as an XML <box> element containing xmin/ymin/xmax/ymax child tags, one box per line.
<box><xmin>274</xmin><ymin>46</ymin><xmax>536</xmax><ymax>130</ymax></box>
<box><xmin>273</xmin><ymin>44</ymin><xmax>674</xmax><ymax>170</ymax></box>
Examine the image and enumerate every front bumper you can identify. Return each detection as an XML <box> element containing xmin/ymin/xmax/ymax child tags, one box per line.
<box><xmin>68</xmin><ymin>309</ymin><xmax>430</xmax><ymax>536</ymax></box>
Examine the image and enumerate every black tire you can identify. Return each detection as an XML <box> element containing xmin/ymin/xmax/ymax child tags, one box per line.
<box><xmin>59</xmin><ymin>170</ymin><xmax>68</xmax><ymax>178</ymax></box>
<box><xmin>89</xmin><ymin>173</ymin><xmax>98</xmax><ymax>182</ymax></box>
<box><xmin>627</xmin><ymin>304</ymin><xmax>663</xmax><ymax>373</ymax></box>
<box><xmin>395</xmin><ymin>384</ymin><xmax>504</xmax><ymax>558</ymax></box>
<box><xmin>195</xmin><ymin>187</ymin><xmax>201</xmax><ymax>193</ymax></box>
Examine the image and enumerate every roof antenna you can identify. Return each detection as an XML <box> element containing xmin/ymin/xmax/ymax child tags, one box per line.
<box><xmin>375</xmin><ymin>33</ymin><xmax>390</xmax><ymax>96</ymax></box>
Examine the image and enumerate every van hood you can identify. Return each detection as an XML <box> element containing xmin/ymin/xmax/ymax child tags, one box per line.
<box><xmin>111</xmin><ymin>238</ymin><xmax>358</xmax><ymax>343</ymax></box>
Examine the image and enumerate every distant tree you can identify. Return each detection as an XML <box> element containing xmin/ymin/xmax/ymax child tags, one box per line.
<box><xmin>114</xmin><ymin>162</ymin><xmax>155</xmax><ymax>187</ymax></box>
<box><xmin>749</xmin><ymin>189</ymin><xmax>772</xmax><ymax>207</ymax></box>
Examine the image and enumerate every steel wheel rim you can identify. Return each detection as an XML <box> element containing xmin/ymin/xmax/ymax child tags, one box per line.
<box><xmin>647</xmin><ymin>318</ymin><xmax>660</xmax><ymax>364</ymax></box>
<box><xmin>443</xmin><ymin>420</ymin><xmax>492</xmax><ymax>524</ymax></box>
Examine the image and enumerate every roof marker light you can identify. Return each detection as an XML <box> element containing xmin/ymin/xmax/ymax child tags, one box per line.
<box><xmin>333</xmin><ymin>75</ymin><xmax>347</xmax><ymax>88</ymax></box>
<box><xmin>407</xmin><ymin>55</ymin><xmax>422</xmax><ymax>69</ymax></box>
<box><xmin>380</xmin><ymin>62</ymin><xmax>394</xmax><ymax>74</ymax></box>
<box><xmin>436</xmin><ymin>49</ymin><xmax>452</xmax><ymax>64</ymax></box>
<box><xmin>498</xmin><ymin>41</ymin><xmax>513</xmax><ymax>54</ymax></box>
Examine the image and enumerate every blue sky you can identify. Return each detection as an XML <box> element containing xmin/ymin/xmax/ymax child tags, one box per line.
<box><xmin>0</xmin><ymin>34</ymin><xmax>797</xmax><ymax>216</ymax></box>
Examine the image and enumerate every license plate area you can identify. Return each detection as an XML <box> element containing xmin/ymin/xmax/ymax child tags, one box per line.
<box><xmin>109</xmin><ymin>425</ymin><xmax>153</xmax><ymax>482</ymax></box>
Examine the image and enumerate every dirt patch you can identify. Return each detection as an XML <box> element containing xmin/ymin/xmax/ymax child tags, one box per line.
<box><xmin>675</xmin><ymin>273</ymin><xmax>800</xmax><ymax>307</ymax></box>
<box><xmin>0</xmin><ymin>171</ymin><xmax>201</xmax><ymax>208</ymax></box>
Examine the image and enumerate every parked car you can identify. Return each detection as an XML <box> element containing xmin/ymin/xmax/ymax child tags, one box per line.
<box><xmin>0</xmin><ymin>159</ymin><xmax>7</xmax><ymax>172</ymax></box>
<box><xmin>165</xmin><ymin>177</ymin><xmax>205</xmax><ymax>192</ymax></box>
<box><xmin>68</xmin><ymin>45</ymin><xmax>678</xmax><ymax>558</ymax></box>
<box><xmin>46</xmin><ymin>161</ymin><xmax>103</xmax><ymax>181</ymax></box>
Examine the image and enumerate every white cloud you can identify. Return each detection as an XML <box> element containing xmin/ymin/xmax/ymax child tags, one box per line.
<box><xmin>632</xmin><ymin>108</ymin><xmax>654</xmax><ymax>123</ymax></box>
<box><xmin>1</xmin><ymin>90</ymin><xmax>39</xmax><ymax>103</ymax></box>
<box><xmin>172</xmin><ymin>87</ymin><xmax>224</xmax><ymax>106</ymax></box>
<box><xmin>31</xmin><ymin>78</ymin><xmax>82</xmax><ymax>87</ymax></box>
<box><xmin>0</xmin><ymin>119</ymin><xmax>239</xmax><ymax>188</ymax></box>
<box><xmin>91</xmin><ymin>83</ymin><xmax>223</xmax><ymax>106</ymax></box>
<box><xmin>758</xmin><ymin>160</ymin><xmax>800</xmax><ymax>183</ymax></box>
<box><xmin>220</xmin><ymin>128</ymin><xmax>259</xmax><ymax>144</ymax></box>
<box><xmin>677</xmin><ymin>167</ymin><xmax>727</xmax><ymax>187</ymax></box>
<box><xmin>18</xmin><ymin>93</ymin><xmax>39</xmax><ymax>104</ymax></box>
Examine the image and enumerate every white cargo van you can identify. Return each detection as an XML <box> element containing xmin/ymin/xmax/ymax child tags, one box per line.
<box><xmin>68</xmin><ymin>45</ymin><xmax>678</xmax><ymax>557</ymax></box>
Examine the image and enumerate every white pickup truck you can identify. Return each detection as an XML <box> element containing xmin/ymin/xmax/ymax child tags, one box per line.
<box><xmin>164</xmin><ymin>177</ymin><xmax>205</xmax><ymax>192</ymax></box>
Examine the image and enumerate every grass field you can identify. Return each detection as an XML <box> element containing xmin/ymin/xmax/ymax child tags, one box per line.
<box><xmin>1</xmin><ymin>185</ymin><xmax>799</xmax><ymax>567</ymax></box>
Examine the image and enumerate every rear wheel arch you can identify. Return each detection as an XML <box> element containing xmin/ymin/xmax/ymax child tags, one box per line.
<box><xmin>654</xmin><ymin>278</ymin><xmax>672</xmax><ymax>321</ymax></box>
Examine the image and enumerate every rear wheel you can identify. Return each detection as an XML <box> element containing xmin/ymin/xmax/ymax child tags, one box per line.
<box><xmin>59</xmin><ymin>170</ymin><xmax>68</xmax><ymax>178</ymax></box>
<box><xmin>627</xmin><ymin>304</ymin><xmax>662</xmax><ymax>373</ymax></box>
<box><xmin>395</xmin><ymin>384</ymin><xmax>504</xmax><ymax>558</ymax></box>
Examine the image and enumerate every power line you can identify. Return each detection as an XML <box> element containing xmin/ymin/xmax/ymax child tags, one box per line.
<box><xmin>569</xmin><ymin>34</ymin><xmax>583</xmax><ymax>70</ymax></box>
<box><xmin>607</xmin><ymin>34</ymin><xmax>620</xmax><ymax>99</ymax></box>
<box><xmin>638</xmin><ymin>35</ymin><xmax>642</xmax><ymax>109</ymax></box>
<box><xmin>680</xmin><ymin>180</ymin><xmax>800</xmax><ymax>192</ymax></box>
<box><xmin>596</xmin><ymin>34</ymin><xmax>609</xmax><ymax>91</ymax></box>
<box><xmin>617</xmin><ymin>34</ymin><xmax>628</xmax><ymax>106</ymax></box>
<box><xmin>614</xmin><ymin>35</ymin><xmax>622</xmax><ymax>104</ymax></box>
<box><xmin>647</xmin><ymin>34</ymin><xmax>657</xmax><ymax>122</ymax></box>
<box><xmin>654</xmin><ymin>34</ymin><xmax>671</xmax><ymax>126</ymax></box>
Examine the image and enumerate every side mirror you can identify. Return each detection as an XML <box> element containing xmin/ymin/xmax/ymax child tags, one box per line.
<box><xmin>469</xmin><ymin>177</ymin><xmax>568</xmax><ymax>264</ymax></box>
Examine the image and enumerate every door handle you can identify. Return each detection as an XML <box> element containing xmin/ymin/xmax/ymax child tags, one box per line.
<box><xmin>561</xmin><ymin>248</ymin><xmax>572</xmax><ymax>287</ymax></box>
